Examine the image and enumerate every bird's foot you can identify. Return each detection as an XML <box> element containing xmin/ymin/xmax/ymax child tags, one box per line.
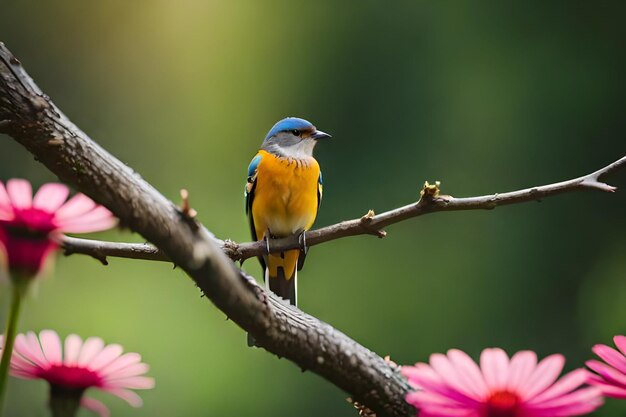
<box><xmin>298</xmin><ymin>231</ymin><xmax>308</xmax><ymax>255</ymax></box>
<box><xmin>264</xmin><ymin>229</ymin><xmax>272</xmax><ymax>255</ymax></box>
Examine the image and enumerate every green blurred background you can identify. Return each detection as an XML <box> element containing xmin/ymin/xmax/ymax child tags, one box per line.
<box><xmin>1</xmin><ymin>1</ymin><xmax>626</xmax><ymax>416</ymax></box>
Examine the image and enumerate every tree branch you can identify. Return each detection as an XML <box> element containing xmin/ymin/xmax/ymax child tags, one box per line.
<box><xmin>61</xmin><ymin>236</ymin><xmax>169</xmax><ymax>264</ymax></box>
<box><xmin>232</xmin><ymin>158</ymin><xmax>623</xmax><ymax>261</ymax></box>
<box><xmin>0</xmin><ymin>42</ymin><xmax>412</xmax><ymax>416</ymax></box>
<box><xmin>59</xmin><ymin>156</ymin><xmax>624</xmax><ymax>265</ymax></box>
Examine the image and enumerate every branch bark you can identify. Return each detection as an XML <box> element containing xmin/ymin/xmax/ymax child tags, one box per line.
<box><xmin>61</xmin><ymin>236</ymin><xmax>169</xmax><ymax>264</ymax></box>
<box><xmin>0</xmin><ymin>43</ymin><xmax>413</xmax><ymax>416</ymax></box>
<box><xmin>60</xmin><ymin>156</ymin><xmax>624</xmax><ymax>265</ymax></box>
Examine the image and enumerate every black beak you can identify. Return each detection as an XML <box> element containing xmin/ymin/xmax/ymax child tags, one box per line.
<box><xmin>310</xmin><ymin>130</ymin><xmax>331</xmax><ymax>140</ymax></box>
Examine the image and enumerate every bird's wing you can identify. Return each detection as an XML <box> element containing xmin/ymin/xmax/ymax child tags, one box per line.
<box><xmin>245</xmin><ymin>154</ymin><xmax>266</xmax><ymax>270</ymax></box>
<box><xmin>245</xmin><ymin>154</ymin><xmax>261</xmax><ymax>217</ymax></box>
<box><xmin>298</xmin><ymin>170</ymin><xmax>323</xmax><ymax>272</ymax></box>
<box><xmin>317</xmin><ymin>171</ymin><xmax>323</xmax><ymax>212</ymax></box>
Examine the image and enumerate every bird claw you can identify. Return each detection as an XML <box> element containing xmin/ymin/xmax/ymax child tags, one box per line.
<box><xmin>298</xmin><ymin>231</ymin><xmax>308</xmax><ymax>255</ymax></box>
<box><xmin>296</xmin><ymin>231</ymin><xmax>309</xmax><ymax>271</ymax></box>
<box><xmin>264</xmin><ymin>234</ymin><xmax>271</xmax><ymax>255</ymax></box>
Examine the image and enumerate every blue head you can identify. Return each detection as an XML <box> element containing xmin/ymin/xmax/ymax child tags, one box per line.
<box><xmin>261</xmin><ymin>117</ymin><xmax>330</xmax><ymax>158</ymax></box>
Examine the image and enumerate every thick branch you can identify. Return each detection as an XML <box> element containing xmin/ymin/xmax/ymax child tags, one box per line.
<box><xmin>0</xmin><ymin>43</ymin><xmax>412</xmax><ymax>416</ymax></box>
<box><xmin>60</xmin><ymin>157</ymin><xmax>624</xmax><ymax>265</ymax></box>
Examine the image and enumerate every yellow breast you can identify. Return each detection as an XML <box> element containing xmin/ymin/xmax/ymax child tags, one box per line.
<box><xmin>251</xmin><ymin>150</ymin><xmax>320</xmax><ymax>238</ymax></box>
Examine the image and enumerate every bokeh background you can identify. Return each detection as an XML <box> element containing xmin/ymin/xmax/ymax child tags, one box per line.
<box><xmin>1</xmin><ymin>1</ymin><xmax>626</xmax><ymax>416</ymax></box>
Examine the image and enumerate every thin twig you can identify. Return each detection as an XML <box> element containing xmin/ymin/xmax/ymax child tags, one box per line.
<box><xmin>61</xmin><ymin>236</ymin><xmax>169</xmax><ymax>264</ymax></box>
<box><xmin>60</xmin><ymin>156</ymin><xmax>624</xmax><ymax>264</ymax></box>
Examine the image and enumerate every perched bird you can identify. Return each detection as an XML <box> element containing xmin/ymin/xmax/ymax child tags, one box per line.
<box><xmin>245</xmin><ymin>117</ymin><xmax>330</xmax><ymax>306</ymax></box>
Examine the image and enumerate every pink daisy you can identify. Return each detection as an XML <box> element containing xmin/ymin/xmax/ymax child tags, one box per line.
<box><xmin>0</xmin><ymin>330</ymin><xmax>154</xmax><ymax>417</ymax></box>
<box><xmin>401</xmin><ymin>348</ymin><xmax>603</xmax><ymax>417</ymax></box>
<box><xmin>0</xmin><ymin>179</ymin><xmax>116</xmax><ymax>277</ymax></box>
<box><xmin>586</xmin><ymin>335</ymin><xmax>626</xmax><ymax>399</ymax></box>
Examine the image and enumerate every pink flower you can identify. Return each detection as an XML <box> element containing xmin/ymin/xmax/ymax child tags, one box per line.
<box><xmin>401</xmin><ymin>348</ymin><xmax>603</xmax><ymax>417</ymax></box>
<box><xmin>0</xmin><ymin>179</ymin><xmax>116</xmax><ymax>277</ymax></box>
<box><xmin>0</xmin><ymin>330</ymin><xmax>154</xmax><ymax>417</ymax></box>
<box><xmin>586</xmin><ymin>335</ymin><xmax>626</xmax><ymax>399</ymax></box>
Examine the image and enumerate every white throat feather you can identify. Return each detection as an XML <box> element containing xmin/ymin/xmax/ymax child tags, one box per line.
<box><xmin>266</xmin><ymin>138</ymin><xmax>316</xmax><ymax>160</ymax></box>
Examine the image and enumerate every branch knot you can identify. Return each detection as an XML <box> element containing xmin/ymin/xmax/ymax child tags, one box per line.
<box><xmin>420</xmin><ymin>180</ymin><xmax>441</xmax><ymax>199</ymax></box>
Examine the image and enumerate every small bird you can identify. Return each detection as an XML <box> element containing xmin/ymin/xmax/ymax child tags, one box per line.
<box><xmin>245</xmin><ymin>117</ymin><xmax>330</xmax><ymax>307</ymax></box>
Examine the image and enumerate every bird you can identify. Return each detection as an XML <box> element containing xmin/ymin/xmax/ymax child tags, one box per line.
<box><xmin>245</xmin><ymin>117</ymin><xmax>330</xmax><ymax>307</ymax></box>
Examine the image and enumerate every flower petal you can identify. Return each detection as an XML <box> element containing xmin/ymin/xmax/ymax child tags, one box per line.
<box><xmin>506</xmin><ymin>350</ymin><xmax>537</xmax><ymax>392</ymax></box>
<box><xmin>480</xmin><ymin>348</ymin><xmax>509</xmax><ymax>391</ymax></box>
<box><xmin>407</xmin><ymin>390</ymin><xmax>477</xmax><ymax>410</ymax></box>
<box><xmin>0</xmin><ymin>182</ymin><xmax>10</xmax><ymax>207</ymax></box>
<box><xmin>102</xmin><ymin>387</ymin><xmax>143</xmax><ymax>407</ymax></box>
<box><xmin>586</xmin><ymin>359</ymin><xmax>626</xmax><ymax>388</ymax></box>
<box><xmin>77</xmin><ymin>337</ymin><xmax>105</xmax><ymax>367</ymax></box>
<box><xmin>9</xmin><ymin>352</ymin><xmax>39</xmax><ymax>372</ymax></box>
<box><xmin>89</xmin><ymin>344</ymin><xmax>124</xmax><ymax>371</ymax></box>
<box><xmin>520</xmin><ymin>354</ymin><xmax>565</xmax><ymax>400</ymax></box>
<box><xmin>81</xmin><ymin>396</ymin><xmax>110</xmax><ymax>417</ymax></box>
<box><xmin>528</xmin><ymin>368</ymin><xmax>590</xmax><ymax>404</ymax></box>
<box><xmin>9</xmin><ymin>353</ymin><xmax>41</xmax><ymax>378</ymax></box>
<box><xmin>104</xmin><ymin>363</ymin><xmax>149</xmax><ymax>380</ymax></box>
<box><xmin>593</xmin><ymin>344</ymin><xmax>626</xmax><ymax>374</ymax></box>
<box><xmin>587</xmin><ymin>376</ymin><xmax>626</xmax><ymax>398</ymax></box>
<box><xmin>402</xmin><ymin>363</ymin><xmax>477</xmax><ymax>404</ymax></box>
<box><xmin>407</xmin><ymin>401</ymin><xmax>473</xmax><ymax>417</ymax></box>
<box><xmin>63</xmin><ymin>334</ymin><xmax>83</xmax><ymax>366</ymax></box>
<box><xmin>58</xmin><ymin>216</ymin><xmax>118</xmax><ymax>234</ymax></box>
<box><xmin>614</xmin><ymin>336</ymin><xmax>626</xmax><ymax>356</ymax></box>
<box><xmin>57</xmin><ymin>206</ymin><xmax>116</xmax><ymax>234</ymax></box>
<box><xmin>0</xmin><ymin>182</ymin><xmax>14</xmax><ymax>220</ymax></box>
<box><xmin>39</xmin><ymin>330</ymin><xmax>62</xmax><ymax>365</ymax></box>
<box><xmin>11</xmin><ymin>369</ymin><xmax>40</xmax><ymax>379</ymax></box>
<box><xmin>100</xmin><ymin>352</ymin><xmax>142</xmax><ymax>376</ymax></box>
<box><xmin>430</xmin><ymin>352</ymin><xmax>482</xmax><ymax>399</ymax></box>
<box><xmin>106</xmin><ymin>375</ymin><xmax>155</xmax><ymax>390</ymax></box>
<box><xmin>6</xmin><ymin>179</ymin><xmax>33</xmax><ymax>209</ymax></box>
<box><xmin>14</xmin><ymin>332</ymin><xmax>48</xmax><ymax>368</ymax></box>
<box><xmin>54</xmin><ymin>194</ymin><xmax>97</xmax><ymax>221</ymax></box>
<box><xmin>33</xmin><ymin>183</ymin><xmax>70</xmax><ymax>212</ymax></box>
<box><xmin>447</xmin><ymin>349</ymin><xmax>488</xmax><ymax>398</ymax></box>
<box><xmin>525</xmin><ymin>387</ymin><xmax>603</xmax><ymax>416</ymax></box>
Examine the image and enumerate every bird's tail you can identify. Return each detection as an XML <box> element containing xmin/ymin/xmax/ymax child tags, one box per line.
<box><xmin>247</xmin><ymin>249</ymin><xmax>298</xmax><ymax>347</ymax></box>
<box><xmin>247</xmin><ymin>249</ymin><xmax>299</xmax><ymax>347</ymax></box>
<box><xmin>266</xmin><ymin>249</ymin><xmax>299</xmax><ymax>306</ymax></box>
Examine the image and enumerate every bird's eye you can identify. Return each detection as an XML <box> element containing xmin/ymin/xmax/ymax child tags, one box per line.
<box><xmin>291</xmin><ymin>129</ymin><xmax>301</xmax><ymax>136</ymax></box>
